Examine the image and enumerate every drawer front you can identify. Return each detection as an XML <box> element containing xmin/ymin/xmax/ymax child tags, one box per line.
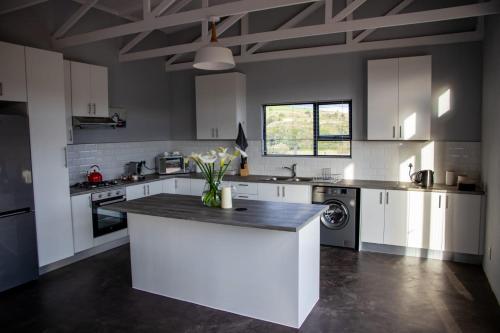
<box><xmin>234</xmin><ymin>193</ymin><xmax>258</xmax><ymax>200</ymax></box>
<box><xmin>233</xmin><ymin>182</ymin><xmax>258</xmax><ymax>195</ymax></box>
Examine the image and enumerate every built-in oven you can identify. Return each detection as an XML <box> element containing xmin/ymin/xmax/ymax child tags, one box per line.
<box><xmin>91</xmin><ymin>188</ymin><xmax>127</xmax><ymax>237</ymax></box>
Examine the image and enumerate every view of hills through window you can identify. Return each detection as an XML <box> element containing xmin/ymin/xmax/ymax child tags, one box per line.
<box><xmin>264</xmin><ymin>101</ymin><xmax>351</xmax><ymax>156</ymax></box>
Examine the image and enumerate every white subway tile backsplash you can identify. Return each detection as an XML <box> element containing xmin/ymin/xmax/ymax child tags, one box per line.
<box><xmin>67</xmin><ymin>139</ymin><xmax>481</xmax><ymax>185</ymax></box>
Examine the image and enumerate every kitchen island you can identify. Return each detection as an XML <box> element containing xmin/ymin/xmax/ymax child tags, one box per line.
<box><xmin>107</xmin><ymin>194</ymin><xmax>328</xmax><ymax>328</ymax></box>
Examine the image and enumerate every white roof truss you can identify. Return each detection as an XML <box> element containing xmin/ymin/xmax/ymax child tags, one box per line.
<box><xmin>116</xmin><ymin>1</ymin><xmax>500</xmax><ymax>63</ymax></box>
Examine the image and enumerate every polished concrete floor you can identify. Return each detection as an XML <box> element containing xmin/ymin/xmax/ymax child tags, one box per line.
<box><xmin>1</xmin><ymin>245</ymin><xmax>499</xmax><ymax>332</ymax></box>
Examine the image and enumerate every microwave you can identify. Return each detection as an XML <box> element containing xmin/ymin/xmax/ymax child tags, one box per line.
<box><xmin>155</xmin><ymin>153</ymin><xmax>185</xmax><ymax>175</ymax></box>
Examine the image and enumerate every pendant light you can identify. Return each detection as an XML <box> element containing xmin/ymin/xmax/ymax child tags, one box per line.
<box><xmin>193</xmin><ymin>16</ymin><xmax>235</xmax><ymax>70</ymax></box>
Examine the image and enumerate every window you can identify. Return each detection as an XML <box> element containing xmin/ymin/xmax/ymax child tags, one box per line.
<box><xmin>263</xmin><ymin>101</ymin><xmax>352</xmax><ymax>157</ymax></box>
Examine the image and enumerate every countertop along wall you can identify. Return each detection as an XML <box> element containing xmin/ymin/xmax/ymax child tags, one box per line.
<box><xmin>0</xmin><ymin>0</ymin><xmax>171</xmax><ymax>144</ymax></box>
<box><xmin>481</xmin><ymin>15</ymin><xmax>500</xmax><ymax>303</ymax></box>
<box><xmin>167</xmin><ymin>41</ymin><xmax>483</xmax><ymax>142</ymax></box>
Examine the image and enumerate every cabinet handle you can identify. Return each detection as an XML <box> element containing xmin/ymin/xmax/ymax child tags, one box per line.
<box><xmin>215</xmin><ymin>128</ymin><xmax>219</xmax><ymax>138</ymax></box>
<box><xmin>282</xmin><ymin>186</ymin><xmax>286</xmax><ymax>198</ymax></box>
<box><xmin>438</xmin><ymin>195</ymin><xmax>442</xmax><ymax>208</ymax></box>
<box><xmin>143</xmin><ymin>185</ymin><xmax>146</xmax><ymax>196</ymax></box>
<box><xmin>174</xmin><ymin>179</ymin><xmax>177</xmax><ymax>189</ymax></box>
<box><xmin>64</xmin><ymin>147</ymin><xmax>68</xmax><ymax>168</ymax></box>
<box><xmin>239</xmin><ymin>195</ymin><xmax>248</xmax><ymax>198</ymax></box>
<box><xmin>379</xmin><ymin>192</ymin><xmax>383</xmax><ymax>205</ymax></box>
<box><xmin>211</xmin><ymin>128</ymin><xmax>215</xmax><ymax>138</ymax></box>
<box><xmin>89</xmin><ymin>196</ymin><xmax>92</xmax><ymax>208</ymax></box>
<box><xmin>69</xmin><ymin>128</ymin><xmax>73</xmax><ymax>142</ymax></box>
<box><xmin>399</xmin><ymin>126</ymin><xmax>402</xmax><ymax>139</ymax></box>
<box><xmin>392</xmin><ymin>126</ymin><xmax>395</xmax><ymax>138</ymax></box>
<box><xmin>277</xmin><ymin>186</ymin><xmax>280</xmax><ymax>197</ymax></box>
<box><xmin>238</xmin><ymin>183</ymin><xmax>248</xmax><ymax>187</ymax></box>
<box><xmin>445</xmin><ymin>195</ymin><xmax>449</xmax><ymax>209</ymax></box>
<box><xmin>88</xmin><ymin>103</ymin><xmax>92</xmax><ymax>114</ymax></box>
<box><xmin>0</xmin><ymin>82</ymin><xmax>3</xmax><ymax>96</ymax></box>
<box><xmin>386</xmin><ymin>192</ymin><xmax>389</xmax><ymax>205</ymax></box>
<box><xmin>93</xmin><ymin>103</ymin><xmax>97</xmax><ymax>115</ymax></box>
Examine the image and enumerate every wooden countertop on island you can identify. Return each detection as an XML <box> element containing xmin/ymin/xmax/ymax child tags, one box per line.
<box><xmin>106</xmin><ymin>193</ymin><xmax>328</xmax><ymax>232</ymax></box>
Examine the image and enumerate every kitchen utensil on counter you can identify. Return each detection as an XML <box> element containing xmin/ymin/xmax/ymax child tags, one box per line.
<box><xmin>87</xmin><ymin>165</ymin><xmax>103</xmax><ymax>183</ymax></box>
<box><xmin>410</xmin><ymin>169</ymin><xmax>434</xmax><ymax>188</ymax></box>
<box><xmin>126</xmin><ymin>161</ymin><xmax>145</xmax><ymax>177</ymax></box>
<box><xmin>445</xmin><ymin>171</ymin><xmax>456</xmax><ymax>186</ymax></box>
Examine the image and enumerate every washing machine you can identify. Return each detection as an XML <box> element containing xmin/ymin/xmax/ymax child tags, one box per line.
<box><xmin>312</xmin><ymin>186</ymin><xmax>359</xmax><ymax>250</ymax></box>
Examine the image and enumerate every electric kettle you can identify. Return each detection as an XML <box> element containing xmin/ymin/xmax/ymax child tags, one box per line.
<box><xmin>410</xmin><ymin>169</ymin><xmax>434</xmax><ymax>188</ymax></box>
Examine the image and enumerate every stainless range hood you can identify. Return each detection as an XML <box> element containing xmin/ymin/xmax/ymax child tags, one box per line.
<box><xmin>72</xmin><ymin>116</ymin><xmax>118</xmax><ymax>129</ymax></box>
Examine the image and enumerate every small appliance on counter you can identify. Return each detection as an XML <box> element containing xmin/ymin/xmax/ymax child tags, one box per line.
<box><xmin>126</xmin><ymin>161</ymin><xmax>146</xmax><ymax>180</ymax></box>
<box><xmin>155</xmin><ymin>152</ymin><xmax>186</xmax><ymax>175</ymax></box>
<box><xmin>409</xmin><ymin>164</ymin><xmax>434</xmax><ymax>188</ymax></box>
<box><xmin>87</xmin><ymin>165</ymin><xmax>103</xmax><ymax>183</ymax></box>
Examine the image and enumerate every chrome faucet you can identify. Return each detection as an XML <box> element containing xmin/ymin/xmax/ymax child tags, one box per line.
<box><xmin>283</xmin><ymin>163</ymin><xmax>297</xmax><ymax>179</ymax></box>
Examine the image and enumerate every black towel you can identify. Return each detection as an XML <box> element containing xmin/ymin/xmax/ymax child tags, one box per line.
<box><xmin>235</xmin><ymin>122</ymin><xmax>248</xmax><ymax>151</ymax></box>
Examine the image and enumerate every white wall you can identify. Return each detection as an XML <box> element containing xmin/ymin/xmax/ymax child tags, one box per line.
<box><xmin>481</xmin><ymin>15</ymin><xmax>500</xmax><ymax>303</ymax></box>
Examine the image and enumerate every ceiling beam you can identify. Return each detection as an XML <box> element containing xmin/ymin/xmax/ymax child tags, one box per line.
<box><xmin>0</xmin><ymin>0</ymin><xmax>48</xmax><ymax>16</ymax></box>
<box><xmin>165</xmin><ymin>29</ymin><xmax>482</xmax><ymax>71</ymax></box>
<box><xmin>143</xmin><ymin>0</ymin><xmax>152</xmax><ymax>20</ymax></box>
<box><xmin>120</xmin><ymin>1</ymin><xmax>500</xmax><ymax>62</ymax></box>
<box><xmin>240</xmin><ymin>14</ymin><xmax>249</xmax><ymax>56</ymax></box>
<box><xmin>247</xmin><ymin>1</ymin><xmax>324</xmax><ymax>55</ymax></box>
<box><xmin>353</xmin><ymin>0</ymin><xmax>414</xmax><ymax>43</ymax></box>
<box><xmin>71</xmin><ymin>0</ymin><xmax>139</xmax><ymax>22</ymax></box>
<box><xmin>166</xmin><ymin>14</ymin><xmax>245</xmax><ymax>65</ymax></box>
<box><xmin>53</xmin><ymin>0</ymin><xmax>322</xmax><ymax>48</ymax></box>
<box><xmin>119</xmin><ymin>0</ymin><xmax>189</xmax><ymax>55</ymax></box>
<box><xmin>52</xmin><ymin>0</ymin><xmax>98</xmax><ymax>38</ymax></box>
<box><xmin>324</xmin><ymin>0</ymin><xmax>332</xmax><ymax>23</ymax></box>
<box><xmin>332</xmin><ymin>0</ymin><xmax>367</xmax><ymax>22</ymax></box>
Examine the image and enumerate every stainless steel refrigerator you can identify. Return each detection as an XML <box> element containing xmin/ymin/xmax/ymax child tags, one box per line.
<box><xmin>0</xmin><ymin>101</ymin><xmax>39</xmax><ymax>292</ymax></box>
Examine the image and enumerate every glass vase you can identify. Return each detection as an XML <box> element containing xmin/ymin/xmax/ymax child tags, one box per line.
<box><xmin>201</xmin><ymin>181</ymin><xmax>222</xmax><ymax>208</ymax></box>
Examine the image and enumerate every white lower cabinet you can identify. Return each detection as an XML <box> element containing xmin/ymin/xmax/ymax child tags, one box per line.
<box><xmin>257</xmin><ymin>183</ymin><xmax>310</xmax><ymax>204</ymax></box>
<box><xmin>360</xmin><ymin>189</ymin><xmax>385</xmax><ymax>244</ymax></box>
<box><xmin>190</xmin><ymin>178</ymin><xmax>207</xmax><ymax>196</ymax></box>
<box><xmin>71</xmin><ymin>194</ymin><xmax>94</xmax><ymax>253</ymax></box>
<box><xmin>383</xmin><ymin>190</ymin><xmax>408</xmax><ymax>247</ymax></box>
<box><xmin>163</xmin><ymin>178</ymin><xmax>176</xmax><ymax>194</ymax></box>
<box><xmin>175</xmin><ymin>178</ymin><xmax>191</xmax><ymax>195</ymax></box>
<box><xmin>126</xmin><ymin>182</ymin><xmax>162</xmax><ymax>200</ymax></box>
<box><xmin>361</xmin><ymin>188</ymin><xmax>482</xmax><ymax>255</ymax></box>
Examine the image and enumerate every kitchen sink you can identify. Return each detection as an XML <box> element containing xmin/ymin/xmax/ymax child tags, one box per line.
<box><xmin>261</xmin><ymin>177</ymin><xmax>312</xmax><ymax>182</ymax></box>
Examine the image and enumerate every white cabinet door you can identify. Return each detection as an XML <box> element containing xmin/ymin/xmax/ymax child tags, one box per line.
<box><xmin>444</xmin><ymin>194</ymin><xmax>481</xmax><ymax>255</ymax></box>
<box><xmin>0</xmin><ymin>41</ymin><xmax>27</xmax><ymax>102</ymax></box>
<box><xmin>406</xmin><ymin>191</ymin><xmax>436</xmax><ymax>249</ymax></box>
<box><xmin>175</xmin><ymin>178</ymin><xmax>191</xmax><ymax>195</ymax></box>
<box><xmin>428</xmin><ymin>192</ymin><xmax>445</xmax><ymax>250</ymax></box>
<box><xmin>146</xmin><ymin>181</ymin><xmax>163</xmax><ymax>196</ymax></box>
<box><xmin>70</xmin><ymin>61</ymin><xmax>92</xmax><ymax>117</ymax></box>
<box><xmin>190</xmin><ymin>178</ymin><xmax>206</xmax><ymax>196</ymax></box>
<box><xmin>163</xmin><ymin>178</ymin><xmax>176</xmax><ymax>194</ymax></box>
<box><xmin>398</xmin><ymin>56</ymin><xmax>431</xmax><ymax>140</ymax></box>
<box><xmin>195</xmin><ymin>73</ymin><xmax>246</xmax><ymax>140</ymax></box>
<box><xmin>71</xmin><ymin>194</ymin><xmax>94</xmax><ymax>253</ymax></box>
<box><xmin>383</xmin><ymin>190</ymin><xmax>408</xmax><ymax>247</ymax></box>
<box><xmin>90</xmin><ymin>64</ymin><xmax>108</xmax><ymax>117</ymax></box>
<box><xmin>26</xmin><ymin>47</ymin><xmax>74</xmax><ymax>266</ymax></box>
<box><xmin>360</xmin><ymin>189</ymin><xmax>385</xmax><ymax>244</ymax></box>
<box><xmin>63</xmin><ymin>60</ymin><xmax>73</xmax><ymax>144</ymax></box>
<box><xmin>281</xmin><ymin>184</ymin><xmax>311</xmax><ymax>204</ymax></box>
<box><xmin>257</xmin><ymin>183</ymin><xmax>281</xmax><ymax>202</ymax></box>
<box><xmin>126</xmin><ymin>184</ymin><xmax>146</xmax><ymax>201</ymax></box>
<box><xmin>367</xmin><ymin>58</ymin><xmax>399</xmax><ymax>140</ymax></box>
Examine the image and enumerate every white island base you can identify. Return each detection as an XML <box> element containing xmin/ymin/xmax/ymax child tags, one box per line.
<box><xmin>128</xmin><ymin>213</ymin><xmax>320</xmax><ymax>328</ymax></box>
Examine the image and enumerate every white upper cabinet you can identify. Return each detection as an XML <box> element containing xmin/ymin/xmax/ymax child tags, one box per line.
<box><xmin>196</xmin><ymin>72</ymin><xmax>246</xmax><ymax>140</ymax></box>
<box><xmin>0</xmin><ymin>41</ymin><xmax>27</xmax><ymax>102</ymax></box>
<box><xmin>63</xmin><ymin>60</ymin><xmax>73</xmax><ymax>144</ymax></box>
<box><xmin>367</xmin><ymin>56</ymin><xmax>431</xmax><ymax>141</ymax></box>
<box><xmin>70</xmin><ymin>61</ymin><xmax>109</xmax><ymax>117</ymax></box>
<box><xmin>26</xmin><ymin>47</ymin><xmax>74</xmax><ymax>266</ymax></box>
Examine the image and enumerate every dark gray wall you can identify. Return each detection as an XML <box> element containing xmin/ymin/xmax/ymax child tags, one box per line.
<box><xmin>168</xmin><ymin>42</ymin><xmax>483</xmax><ymax>141</ymax></box>
<box><xmin>481</xmin><ymin>15</ymin><xmax>500</xmax><ymax>303</ymax></box>
<box><xmin>0</xmin><ymin>0</ymin><xmax>170</xmax><ymax>144</ymax></box>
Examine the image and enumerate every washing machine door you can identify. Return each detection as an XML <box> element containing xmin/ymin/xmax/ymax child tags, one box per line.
<box><xmin>321</xmin><ymin>199</ymin><xmax>350</xmax><ymax>230</ymax></box>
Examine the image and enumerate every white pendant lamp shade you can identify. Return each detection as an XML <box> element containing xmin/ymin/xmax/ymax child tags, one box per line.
<box><xmin>194</xmin><ymin>44</ymin><xmax>235</xmax><ymax>70</ymax></box>
<box><xmin>194</xmin><ymin>18</ymin><xmax>235</xmax><ymax>70</ymax></box>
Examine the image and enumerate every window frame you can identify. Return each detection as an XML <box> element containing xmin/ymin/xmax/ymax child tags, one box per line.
<box><xmin>262</xmin><ymin>100</ymin><xmax>352</xmax><ymax>158</ymax></box>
